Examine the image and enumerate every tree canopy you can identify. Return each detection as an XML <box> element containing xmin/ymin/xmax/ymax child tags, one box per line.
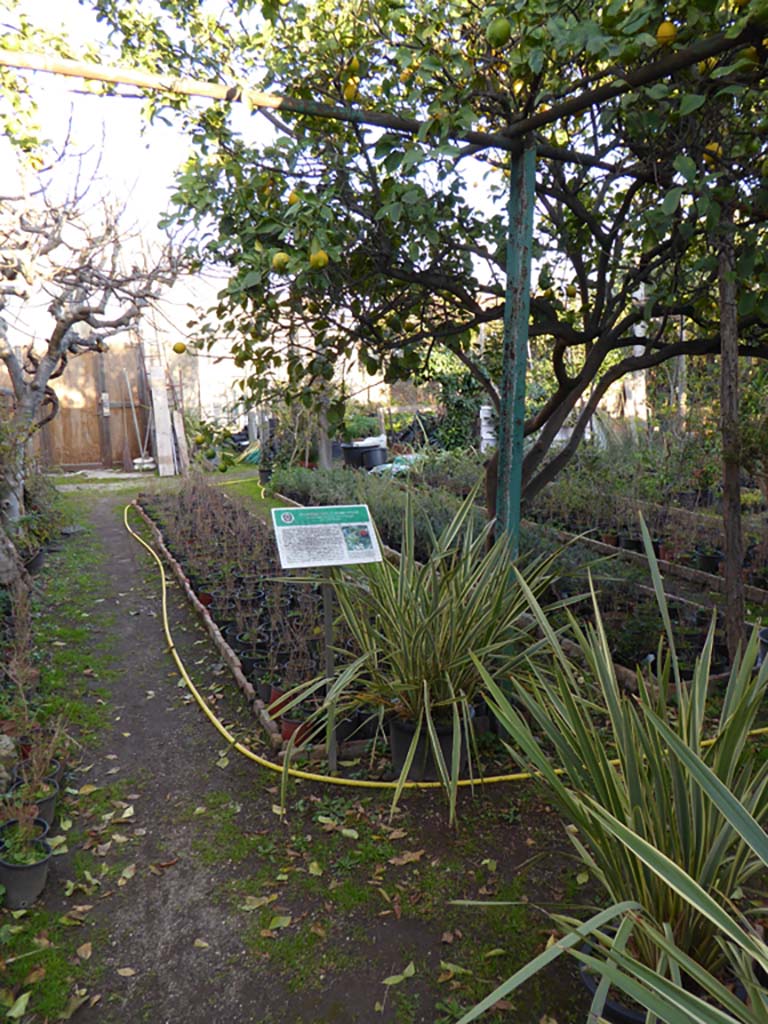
<box><xmin>6</xmin><ymin>0</ymin><xmax>768</xmax><ymax>499</ymax></box>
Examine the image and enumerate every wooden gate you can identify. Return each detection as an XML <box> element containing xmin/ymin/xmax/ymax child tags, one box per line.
<box><xmin>33</xmin><ymin>344</ymin><xmax>150</xmax><ymax>469</ymax></box>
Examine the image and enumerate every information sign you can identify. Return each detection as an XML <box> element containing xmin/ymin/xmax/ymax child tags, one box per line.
<box><xmin>271</xmin><ymin>505</ymin><xmax>383</xmax><ymax>569</ymax></box>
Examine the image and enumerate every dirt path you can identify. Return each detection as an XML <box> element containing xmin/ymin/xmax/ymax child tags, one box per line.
<box><xmin>32</xmin><ymin>488</ymin><xmax>590</xmax><ymax>1024</ymax></box>
<box><xmin>57</xmin><ymin>493</ymin><xmax>284</xmax><ymax>1023</ymax></box>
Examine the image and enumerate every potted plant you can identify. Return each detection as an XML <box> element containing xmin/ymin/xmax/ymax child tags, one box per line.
<box><xmin>0</xmin><ymin>802</ymin><xmax>53</xmax><ymax>909</ymax></box>
<box><xmin>466</xmin><ymin>520</ymin><xmax>768</xmax><ymax>1018</ymax></box>
<box><xmin>8</xmin><ymin>724</ymin><xmax>63</xmax><ymax>826</ymax></box>
<box><xmin>276</xmin><ymin>696</ymin><xmax>321</xmax><ymax>745</ymax></box>
<box><xmin>278</xmin><ymin>489</ymin><xmax>561</xmax><ymax>823</ymax></box>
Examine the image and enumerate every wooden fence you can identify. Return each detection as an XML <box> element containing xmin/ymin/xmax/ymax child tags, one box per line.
<box><xmin>3</xmin><ymin>345</ymin><xmax>152</xmax><ymax>470</ymax></box>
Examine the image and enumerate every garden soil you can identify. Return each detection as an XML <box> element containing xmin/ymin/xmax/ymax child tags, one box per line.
<box><xmin>32</xmin><ymin>489</ymin><xmax>592</xmax><ymax>1024</ymax></box>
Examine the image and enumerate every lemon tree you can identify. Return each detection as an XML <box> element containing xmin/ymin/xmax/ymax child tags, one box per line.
<box><xmin>77</xmin><ymin>0</ymin><xmax>768</xmax><ymax>501</ymax></box>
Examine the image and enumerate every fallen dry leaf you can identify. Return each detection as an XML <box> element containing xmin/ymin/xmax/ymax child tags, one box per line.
<box><xmin>388</xmin><ymin>850</ymin><xmax>425</xmax><ymax>866</ymax></box>
<box><xmin>116</xmin><ymin>967</ymin><xmax>136</xmax><ymax>977</ymax></box>
<box><xmin>117</xmin><ymin>864</ymin><xmax>136</xmax><ymax>887</ymax></box>
<box><xmin>76</xmin><ymin>942</ymin><xmax>92</xmax><ymax>961</ymax></box>
<box><xmin>193</xmin><ymin>939</ymin><xmax>209</xmax><ymax>949</ymax></box>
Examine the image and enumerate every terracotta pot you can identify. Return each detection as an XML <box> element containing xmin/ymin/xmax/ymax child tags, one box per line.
<box><xmin>280</xmin><ymin>716</ymin><xmax>313</xmax><ymax>745</ymax></box>
<box><xmin>267</xmin><ymin>685</ymin><xmax>290</xmax><ymax>717</ymax></box>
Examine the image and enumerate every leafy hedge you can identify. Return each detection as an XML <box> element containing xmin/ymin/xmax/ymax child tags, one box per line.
<box><xmin>271</xmin><ymin>466</ymin><xmax>485</xmax><ymax>561</ymax></box>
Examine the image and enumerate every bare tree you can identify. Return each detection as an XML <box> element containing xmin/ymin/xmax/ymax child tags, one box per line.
<box><xmin>0</xmin><ymin>173</ymin><xmax>179</xmax><ymax>580</ymax></box>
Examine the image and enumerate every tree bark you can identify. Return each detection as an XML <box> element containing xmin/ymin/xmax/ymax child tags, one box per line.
<box><xmin>718</xmin><ymin>212</ymin><xmax>744</xmax><ymax>664</ymax></box>
<box><xmin>0</xmin><ymin>526</ymin><xmax>22</xmax><ymax>585</ymax></box>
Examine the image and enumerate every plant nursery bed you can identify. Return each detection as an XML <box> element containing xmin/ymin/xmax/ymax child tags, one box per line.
<box><xmin>532</xmin><ymin>519</ymin><xmax>768</xmax><ymax>609</ymax></box>
<box><xmin>2</xmin><ymin>484</ymin><xmax>600</xmax><ymax>1024</ymax></box>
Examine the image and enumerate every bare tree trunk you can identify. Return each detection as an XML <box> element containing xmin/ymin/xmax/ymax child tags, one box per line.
<box><xmin>718</xmin><ymin>212</ymin><xmax>744</xmax><ymax>664</ymax></box>
<box><xmin>0</xmin><ymin>526</ymin><xmax>22</xmax><ymax>585</ymax></box>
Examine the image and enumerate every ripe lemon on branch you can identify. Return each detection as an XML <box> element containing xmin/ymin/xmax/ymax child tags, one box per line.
<box><xmin>309</xmin><ymin>249</ymin><xmax>329</xmax><ymax>269</ymax></box>
<box><xmin>655</xmin><ymin>20</ymin><xmax>677</xmax><ymax>45</ymax></box>
<box><xmin>271</xmin><ymin>251</ymin><xmax>290</xmax><ymax>272</ymax></box>
<box><xmin>703</xmin><ymin>141</ymin><xmax>723</xmax><ymax>167</ymax></box>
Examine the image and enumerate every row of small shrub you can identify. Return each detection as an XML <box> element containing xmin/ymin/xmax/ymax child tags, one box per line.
<box><xmin>270</xmin><ymin>465</ymin><xmax>485</xmax><ymax>562</ymax></box>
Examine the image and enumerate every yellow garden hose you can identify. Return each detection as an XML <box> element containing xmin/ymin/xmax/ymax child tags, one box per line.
<box><xmin>123</xmin><ymin>504</ymin><xmax>535</xmax><ymax>789</ymax></box>
<box><xmin>123</xmin><ymin>504</ymin><xmax>768</xmax><ymax>792</ymax></box>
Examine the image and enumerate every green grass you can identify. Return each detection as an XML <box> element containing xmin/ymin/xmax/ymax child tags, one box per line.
<box><xmin>31</xmin><ymin>510</ymin><xmax>116</xmax><ymax>738</ymax></box>
<box><xmin>0</xmin><ymin>910</ymin><xmax>105</xmax><ymax>1019</ymax></box>
<box><xmin>214</xmin><ymin>473</ymin><xmax>285</xmax><ymax>517</ymax></box>
<box><xmin>0</xmin><ymin>489</ymin><xmax>133</xmax><ymax>1020</ymax></box>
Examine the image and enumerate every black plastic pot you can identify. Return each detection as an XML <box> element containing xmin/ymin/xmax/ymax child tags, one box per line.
<box><xmin>239</xmin><ymin>651</ymin><xmax>268</xmax><ymax>680</ymax></box>
<box><xmin>13</xmin><ymin>757</ymin><xmax>63</xmax><ymax>786</ymax></box>
<box><xmin>695</xmin><ymin>549</ymin><xmax>722</xmax><ymax>575</ymax></box>
<box><xmin>361</xmin><ymin>446</ymin><xmax>387</xmax><ymax>470</ymax></box>
<box><xmin>0</xmin><ymin>837</ymin><xmax>52</xmax><ymax>909</ymax></box>
<box><xmin>0</xmin><ymin>817</ymin><xmax>49</xmax><ymax>849</ymax></box>
<box><xmin>758</xmin><ymin>626</ymin><xmax>768</xmax><ymax>668</ymax></box>
<box><xmin>388</xmin><ymin>716</ymin><xmax>468</xmax><ymax>782</ymax></box>
<box><xmin>334</xmin><ymin>710</ymin><xmax>363</xmax><ymax>745</ymax></box>
<box><xmin>617</xmin><ymin>532</ymin><xmax>643</xmax><ymax>553</ymax></box>
<box><xmin>579</xmin><ymin>959</ymin><xmax>647</xmax><ymax>1024</ymax></box>
<box><xmin>8</xmin><ymin>779</ymin><xmax>59</xmax><ymax>826</ymax></box>
<box><xmin>340</xmin><ymin>443</ymin><xmax>366</xmax><ymax>468</ymax></box>
<box><xmin>340</xmin><ymin>443</ymin><xmax>387</xmax><ymax>469</ymax></box>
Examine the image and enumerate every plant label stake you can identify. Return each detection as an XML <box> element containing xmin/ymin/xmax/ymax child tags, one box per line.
<box><xmin>322</xmin><ymin>568</ymin><xmax>337</xmax><ymax>772</ymax></box>
<box><xmin>271</xmin><ymin>505</ymin><xmax>382</xmax><ymax>570</ymax></box>
<box><xmin>271</xmin><ymin>505</ymin><xmax>383</xmax><ymax>770</ymax></box>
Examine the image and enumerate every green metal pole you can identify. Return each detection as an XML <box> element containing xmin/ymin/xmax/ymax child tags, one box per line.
<box><xmin>496</xmin><ymin>137</ymin><xmax>536</xmax><ymax>560</ymax></box>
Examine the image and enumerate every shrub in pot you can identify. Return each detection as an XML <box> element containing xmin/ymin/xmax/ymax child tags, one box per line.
<box><xmin>278</xmin><ymin>489</ymin><xmax>562</xmax><ymax>823</ymax></box>
<box><xmin>0</xmin><ymin>804</ymin><xmax>53</xmax><ymax>909</ymax></box>
<box><xmin>8</xmin><ymin>723</ymin><xmax>64</xmax><ymax>826</ymax></box>
<box><xmin>465</xmin><ymin>520</ymin><xmax>768</xmax><ymax>1017</ymax></box>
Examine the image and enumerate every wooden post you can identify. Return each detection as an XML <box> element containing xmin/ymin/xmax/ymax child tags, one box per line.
<box><xmin>148</xmin><ymin>365</ymin><xmax>176</xmax><ymax>476</ymax></box>
<box><xmin>95</xmin><ymin>355</ymin><xmax>113</xmax><ymax>468</ymax></box>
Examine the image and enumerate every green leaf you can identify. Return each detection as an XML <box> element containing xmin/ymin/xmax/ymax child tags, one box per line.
<box><xmin>383</xmin><ymin>961</ymin><xmax>416</xmax><ymax>985</ymax></box>
<box><xmin>679</xmin><ymin>93</ymin><xmax>705</xmax><ymax>116</ymax></box>
<box><xmin>661</xmin><ymin>187</ymin><xmax>683</xmax><ymax>216</ymax></box>
<box><xmin>441</xmin><ymin>960</ymin><xmax>472</xmax><ymax>974</ymax></box>
<box><xmin>268</xmin><ymin>915</ymin><xmax>292</xmax><ymax>930</ymax></box>
<box><xmin>672</xmin><ymin>154</ymin><xmax>697</xmax><ymax>183</ymax></box>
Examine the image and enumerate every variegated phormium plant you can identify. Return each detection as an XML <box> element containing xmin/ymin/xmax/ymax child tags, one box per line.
<box><xmin>278</xmin><ymin>487</ymin><xmax>562</xmax><ymax>823</ymax></box>
<box><xmin>461</xmin><ymin>517</ymin><xmax>768</xmax><ymax>1018</ymax></box>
